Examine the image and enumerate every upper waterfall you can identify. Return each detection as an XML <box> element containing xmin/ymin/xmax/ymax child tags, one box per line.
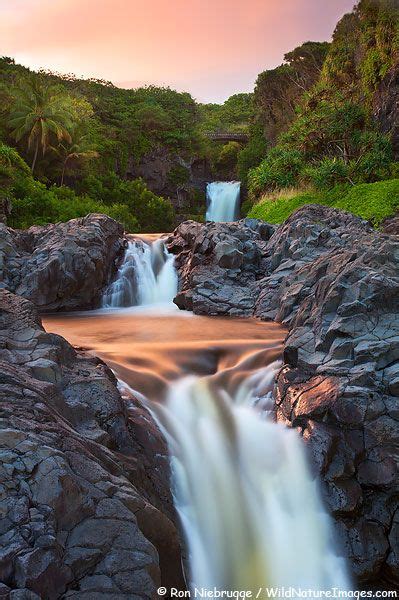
<box><xmin>102</xmin><ymin>237</ymin><xmax>178</xmax><ymax>308</ymax></box>
<box><xmin>206</xmin><ymin>181</ymin><xmax>240</xmax><ymax>222</ymax></box>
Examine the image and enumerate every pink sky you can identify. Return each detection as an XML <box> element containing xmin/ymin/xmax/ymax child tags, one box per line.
<box><xmin>0</xmin><ymin>0</ymin><xmax>356</xmax><ymax>102</ymax></box>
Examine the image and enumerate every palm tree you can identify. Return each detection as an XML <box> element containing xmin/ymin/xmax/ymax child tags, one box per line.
<box><xmin>8</xmin><ymin>76</ymin><xmax>73</xmax><ymax>173</ymax></box>
<box><xmin>55</xmin><ymin>127</ymin><xmax>99</xmax><ymax>186</ymax></box>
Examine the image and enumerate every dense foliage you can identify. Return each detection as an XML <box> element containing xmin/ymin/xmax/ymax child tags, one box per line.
<box><xmin>0</xmin><ymin>138</ymin><xmax>174</xmax><ymax>232</ymax></box>
<box><xmin>246</xmin><ymin>0</ymin><xmax>399</xmax><ymax>208</ymax></box>
<box><xmin>0</xmin><ymin>57</ymin><xmax>256</xmax><ymax>229</ymax></box>
<box><xmin>198</xmin><ymin>94</ymin><xmax>253</xmax><ymax>135</ymax></box>
<box><xmin>0</xmin><ymin>59</ymin><xmax>196</xmax><ymax>230</ymax></box>
<box><xmin>253</xmin><ymin>42</ymin><xmax>330</xmax><ymax>146</ymax></box>
<box><xmin>1</xmin><ymin>0</ymin><xmax>398</xmax><ymax>231</ymax></box>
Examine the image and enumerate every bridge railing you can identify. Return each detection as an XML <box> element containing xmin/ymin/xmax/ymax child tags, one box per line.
<box><xmin>204</xmin><ymin>132</ymin><xmax>249</xmax><ymax>143</ymax></box>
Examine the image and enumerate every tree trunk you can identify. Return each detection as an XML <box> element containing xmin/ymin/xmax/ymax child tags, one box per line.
<box><xmin>60</xmin><ymin>161</ymin><xmax>67</xmax><ymax>187</ymax></box>
<box><xmin>31</xmin><ymin>138</ymin><xmax>39</xmax><ymax>174</ymax></box>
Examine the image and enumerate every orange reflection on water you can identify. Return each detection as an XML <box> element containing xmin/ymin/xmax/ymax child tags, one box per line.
<box><xmin>43</xmin><ymin>310</ymin><xmax>286</xmax><ymax>403</ymax></box>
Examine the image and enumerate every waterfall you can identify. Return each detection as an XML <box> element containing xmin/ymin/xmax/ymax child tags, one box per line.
<box><xmin>102</xmin><ymin>237</ymin><xmax>178</xmax><ymax>308</ymax></box>
<box><xmin>152</xmin><ymin>372</ymin><xmax>350</xmax><ymax>591</ymax></box>
<box><xmin>206</xmin><ymin>181</ymin><xmax>240</xmax><ymax>222</ymax></box>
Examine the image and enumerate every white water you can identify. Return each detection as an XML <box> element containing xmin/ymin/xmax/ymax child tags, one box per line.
<box><xmin>152</xmin><ymin>373</ymin><xmax>350</xmax><ymax>591</ymax></box>
<box><xmin>102</xmin><ymin>237</ymin><xmax>178</xmax><ymax>308</ymax></box>
<box><xmin>206</xmin><ymin>181</ymin><xmax>241</xmax><ymax>222</ymax></box>
<box><xmin>45</xmin><ymin>304</ymin><xmax>350</xmax><ymax>590</ymax></box>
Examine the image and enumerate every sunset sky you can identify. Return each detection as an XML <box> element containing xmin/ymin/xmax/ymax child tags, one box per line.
<box><xmin>0</xmin><ymin>0</ymin><xmax>356</xmax><ymax>103</ymax></box>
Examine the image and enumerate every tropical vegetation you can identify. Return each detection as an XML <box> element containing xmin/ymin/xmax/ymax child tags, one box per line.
<box><xmin>0</xmin><ymin>0</ymin><xmax>398</xmax><ymax>231</ymax></box>
<box><xmin>244</xmin><ymin>0</ymin><xmax>399</xmax><ymax>226</ymax></box>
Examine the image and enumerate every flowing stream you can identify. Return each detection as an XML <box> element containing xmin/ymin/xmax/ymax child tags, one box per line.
<box><xmin>43</xmin><ymin>237</ymin><xmax>350</xmax><ymax>591</ymax></box>
<box><xmin>206</xmin><ymin>181</ymin><xmax>241</xmax><ymax>222</ymax></box>
<box><xmin>102</xmin><ymin>235</ymin><xmax>178</xmax><ymax>308</ymax></box>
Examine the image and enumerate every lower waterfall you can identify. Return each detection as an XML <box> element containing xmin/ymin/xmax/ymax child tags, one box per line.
<box><xmin>44</xmin><ymin>303</ymin><xmax>350</xmax><ymax>592</ymax></box>
<box><xmin>206</xmin><ymin>181</ymin><xmax>241</xmax><ymax>222</ymax></box>
<box><xmin>151</xmin><ymin>374</ymin><xmax>350</xmax><ymax>591</ymax></box>
<box><xmin>102</xmin><ymin>237</ymin><xmax>178</xmax><ymax>308</ymax></box>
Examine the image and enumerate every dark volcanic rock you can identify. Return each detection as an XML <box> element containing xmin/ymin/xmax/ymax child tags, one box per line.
<box><xmin>168</xmin><ymin>205</ymin><xmax>399</xmax><ymax>586</ymax></box>
<box><xmin>374</xmin><ymin>63</ymin><xmax>399</xmax><ymax>157</ymax></box>
<box><xmin>0</xmin><ymin>290</ymin><xmax>184</xmax><ymax>598</ymax></box>
<box><xmin>382</xmin><ymin>214</ymin><xmax>399</xmax><ymax>236</ymax></box>
<box><xmin>0</xmin><ymin>214</ymin><xmax>125</xmax><ymax>312</ymax></box>
<box><xmin>166</xmin><ymin>218</ymin><xmax>275</xmax><ymax>316</ymax></box>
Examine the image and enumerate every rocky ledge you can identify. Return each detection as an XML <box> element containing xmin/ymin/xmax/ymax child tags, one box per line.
<box><xmin>0</xmin><ymin>214</ymin><xmax>125</xmax><ymax>312</ymax></box>
<box><xmin>167</xmin><ymin>205</ymin><xmax>399</xmax><ymax>587</ymax></box>
<box><xmin>0</xmin><ymin>290</ymin><xmax>184</xmax><ymax>598</ymax></box>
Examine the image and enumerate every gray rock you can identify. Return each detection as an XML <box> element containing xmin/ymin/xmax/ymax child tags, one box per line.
<box><xmin>166</xmin><ymin>219</ymin><xmax>271</xmax><ymax>316</ymax></box>
<box><xmin>0</xmin><ymin>290</ymin><xmax>185</xmax><ymax>597</ymax></box>
<box><xmin>0</xmin><ymin>214</ymin><xmax>125</xmax><ymax>311</ymax></box>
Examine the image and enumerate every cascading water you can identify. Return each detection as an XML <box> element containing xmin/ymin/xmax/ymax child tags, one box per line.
<box><xmin>206</xmin><ymin>181</ymin><xmax>241</xmax><ymax>222</ymax></box>
<box><xmin>45</xmin><ymin>308</ymin><xmax>350</xmax><ymax>591</ymax></box>
<box><xmin>152</xmin><ymin>372</ymin><xmax>350</xmax><ymax>591</ymax></box>
<box><xmin>102</xmin><ymin>237</ymin><xmax>178</xmax><ymax>308</ymax></box>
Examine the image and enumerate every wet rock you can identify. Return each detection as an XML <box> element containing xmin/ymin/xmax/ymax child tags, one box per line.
<box><xmin>0</xmin><ymin>214</ymin><xmax>125</xmax><ymax>311</ymax></box>
<box><xmin>0</xmin><ymin>289</ymin><xmax>184</xmax><ymax>598</ymax></box>
<box><xmin>381</xmin><ymin>214</ymin><xmax>399</xmax><ymax>235</ymax></box>
<box><xmin>166</xmin><ymin>219</ymin><xmax>272</xmax><ymax>316</ymax></box>
<box><xmin>214</xmin><ymin>241</ymin><xmax>243</xmax><ymax>269</ymax></box>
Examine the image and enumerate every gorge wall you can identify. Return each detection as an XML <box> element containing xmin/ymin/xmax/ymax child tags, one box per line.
<box><xmin>123</xmin><ymin>147</ymin><xmax>212</xmax><ymax>222</ymax></box>
<box><xmin>166</xmin><ymin>205</ymin><xmax>399</xmax><ymax>587</ymax></box>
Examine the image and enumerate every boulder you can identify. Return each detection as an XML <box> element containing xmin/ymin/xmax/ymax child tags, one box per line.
<box><xmin>0</xmin><ymin>214</ymin><xmax>125</xmax><ymax>311</ymax></box>
<box><xmin>0</xmin><ymin>290</ymin><xmax>184</xmax><ymax>598</ymax></box>
<box><xmin>381</xmin><ymin>214</ymin><xmax>399</xmax><ymax>236</ymax></box>
<box><xmin>166</xmin><ymin>218</ymin><xmax>275</xmax><ymax>316</ymax></box>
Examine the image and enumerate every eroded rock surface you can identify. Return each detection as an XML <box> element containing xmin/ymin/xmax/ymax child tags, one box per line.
<box><xmin>0</xmin><ymin>290</ymin><xmax>184</xmax><ymax>598</ymax></box>
<box><xmin>166</xmin><ymin>218</ymin><xmax>275</xmax><ymax>316</ymax></box>
<box><xmin>0</xmin><ymin>214</ymin><xmax>125</xmax><ymax>311</ymax></box>
<box><xmin>167</xmin><ymin>205</ymin><xmax>399</xmax><ymax>586</ymax></box>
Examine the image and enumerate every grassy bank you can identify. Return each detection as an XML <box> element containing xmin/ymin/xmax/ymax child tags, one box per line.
<box><xmin>247</xmin><ymin>179</ymin><xmax>399</xmax><ymax>227</ymax></box>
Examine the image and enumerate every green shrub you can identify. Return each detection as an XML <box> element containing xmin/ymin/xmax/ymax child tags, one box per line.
<box><xmin>0</xmin><ymin>141</ymin><xmax>30</xmax><ymax>189</ymax></box>
<box><xmin>106</xmin><ymin>203</ymin><xmax>139</xmax><ymax>231</ymax></box>
<box><xmin>390</xmin><ymin>162</ymin><xmax>399</xmax><ymax>178</ymax></box>
<box><xmin>7</xmin><ymin>165</ymin><xmax>140</xmax><ymax>231</ymax></box>
<box><xmin>215</xmin><ymin>141</ymin><xmax>241</xmax><ymax>175</ymax></box>
<box><xmin>248</xmin><ymin>146</ymin><xmax>305</xmax><ymax>196</ymax></box>
<box><xmin>237</xmin><ymin>127</ymin><xmax>268</xmax><ymax>184</ymax></box>
<box><xmin>334</xmin><ymin>179</ymin><xmax>399</xmax><ymax>225</ymax></box>
<box><xmin>78</xmin><ymin>174</ymin><xmax>175</xmax><ymax>232</ymax></box>
<box><xmin>305</xmin><ymin>158</ymin><xmax>350</xmax><ymax>189</ymax></box>
<box><xmin>167</xmin><ymin>164</ymin><xmax>190</xmax><ymax>186</ymax></box>
<box><xmin>349</xmin><ymin>131</ymin><xmax>392</xmax><ymax>182</ymax></box>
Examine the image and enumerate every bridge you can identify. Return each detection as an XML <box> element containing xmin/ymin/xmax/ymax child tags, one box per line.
<box><xmin>205</xmin><ymin>132</ymin><xmax>249</xmax><ymax>143</ymax></box>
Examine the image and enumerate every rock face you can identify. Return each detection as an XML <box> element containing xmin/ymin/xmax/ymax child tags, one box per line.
<box><xmin>0</xmin><ymin>197</ymin><xmax>11</xmax><ymax>225</ymax></box>
<box><xmin>374</xmin><ymin>63</ymin><xmax>399</xmax><ymax>158</ymax></box>
<box><xmin>167</xmin><ymin>205</ymin><xmax>399</xmax><ymax>587</ymax></box>
<box><xmin>166</xmin><ymin>218</ymin><xmax>275</xmax><ymax>316</ymax></box>
<box><xmin>122</xmin><ymin>146</ymin><xmax>214</xmax><ymax>223</ymax></box>
<box><xmin>0</xmin><ymin>214</ymin><xmax>125</xmax><ymax>312</ymax></box>
<box><xmin>124</xmin><ymin>147</ymin><xmax>178</xmax><ymax>198</ymax></box>
<box><xmin>0</xmin><ymin>290</ymin><xmax>184</xmax><ymax>598</ymax></box>
<box><xmin>382</xmin><ymin>214</ymin><xmax>399</xmax><ymax>236</ymax></box>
